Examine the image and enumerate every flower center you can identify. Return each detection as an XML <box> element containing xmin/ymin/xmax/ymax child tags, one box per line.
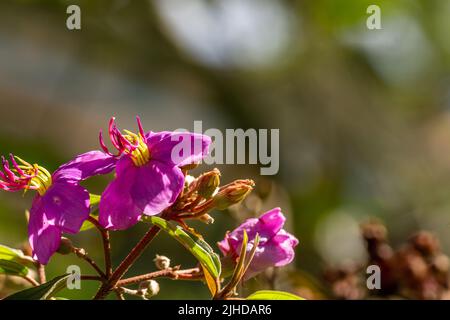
<box><xmin>122</xmin><ymin>130</ymin><xmax>150</xmax><ymax>167</ymax></box>
<box><xmin>29</xmin><ymin>166</ymin><xmax>53</xmax><ymax>196</ymax></box>
<box><xmin>0</xmin><ymin>155</ymin><xmax>52</xmax><ymax>196</ymax></box>
<box><xmin>99</xmin><ymin>116</ymin><xmax>151</xmax><ymax>167</ymax></box>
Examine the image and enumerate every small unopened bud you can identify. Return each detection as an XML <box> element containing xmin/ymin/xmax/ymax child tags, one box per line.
<box><xmin>180</xmin><ymin>163</ymin><xmax>200</xmax><ymax>171</ymax></box>
<box><xmin>57</xmin><ymin>237</ymin><xmax>74</xmax><ymax>255</ymax></box>
<box><xmin>195</xmin><ymin>169</ymin><xmax>221</xmax><ymax>198</ymax></box>
<box><xmin>185</xmin><ymin>175</ymin><xmax>195</xmax><ymax>186</ymax></box>
<box><xmin>212</xmin><ymin>179</ymin><xmax>254</xmax><ymax>210</ymax></box>
<box><xmin>75</xmin><ymin>247</ymin><xmax>86</xmax><ymax>258</ymax></box>
<box><xmin>138</xmin><ymin>280</ymin><xmax>160</xmax><ymax>299</ymax></box>
<box><xmin>198</xmin><ymin>214</ymin><xmax>215</xmax><ymax>224</ymax></box>
<box><xmin>154</xmin><ymin>254</ymin><xmax>171</xmax><ymax>270</ymax></box>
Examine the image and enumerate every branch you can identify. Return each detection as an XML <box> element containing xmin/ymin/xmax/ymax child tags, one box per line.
<box><xmin>94</xmin><ymin>224</ymin><xmax>162</xmax><ymax>299</ymax></box>
<box><xmin>37</xmin><ymin>263</ymin><xmax>46</xmax><ymax>284</ymax></box>
<box><xmin>81</xmin><ymin>275</ymin><xmax>105</xmax><ymax>282</ymax></box>
<box><xmin>73</xmin><ymin>247</ymin><xmax>107</xmax><ymax>279</ymax></box>
<box><xmin>23</xmin><ymin>275</ymin><xmax>40</xmax><ymax>287</ymax></box>
<box><xmin>116</xmin><ymin>267</ymin><xmax>203</xmax><ymax>287</ymax></box>
<box><xmin>88</xmin><ymin>216</ymin><xmax>112</xmax><ymax>277</ymax></box>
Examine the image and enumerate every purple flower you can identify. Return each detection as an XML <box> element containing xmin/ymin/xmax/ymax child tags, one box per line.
<box><xmin>218</xmin><ymin>207</ymin><xmax>299</xmax><ymax>280</ymax></box>
<box><xmin>97</xmin><ymin>117</ymin><xmax>211</xmax><ymax>230</ymax></box>
<box><xmin>0</xmin><ymin>152</ymin><xmax>116</xmax><ymax>264</ymax></box>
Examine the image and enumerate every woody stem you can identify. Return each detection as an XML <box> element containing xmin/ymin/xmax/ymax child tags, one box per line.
<box><xmin>88</xmin><ymin>216</ymin><xmax>112</xmax><ymax>277</ymax></box>
<box><xmin>94</xmin><ymin>225</ymin><xmax>161</xmax><ymax>299</ymax></box>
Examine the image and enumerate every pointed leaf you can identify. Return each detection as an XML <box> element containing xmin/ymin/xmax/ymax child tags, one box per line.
<box><xmin>201</xmin><ymin>264</ymin><xmax>218</xmax><ymax>297</ymax></box>
<box><xmin>89</xmin><ymin>194</ymin><xmax>101</xmax><ymax>206</ymax></box>
<box><xmin>147</xmin><ymin>216</ymin><xmax>220</xmax><ymax>278</ymax></box>
<box><xmin>80</xmin><ymin>194</ymin><xmax>101</xmax><ymax>231</ymax></box>
<box><xmin>0</xmin><ymin>244</ymin><xmax>35</xmax><ymax>268</ymax></box>
<box><xmin>246</xmin><ymin>290</ymin><xmax>305</xmax><ymax>300</ymax></box>
<box><xmin>0</xmin><ymin>260</ymin><xmax>28</xmax><ymax>277</ymax></box>
<box><xmin>4</xmin><ymin>274</ymin><xmax>70</xmax><ymax>300</ymax></box>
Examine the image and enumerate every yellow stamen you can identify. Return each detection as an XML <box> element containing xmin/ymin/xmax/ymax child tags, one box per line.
<box><xmin>13</xmin><ymin>157</ymin><xmax>52</xmax><ymax>196</ymax></box>
<box><xmin>123</xmin><ymin>130</ymin><xmax>150</xmax><ymax>167</ymax></box>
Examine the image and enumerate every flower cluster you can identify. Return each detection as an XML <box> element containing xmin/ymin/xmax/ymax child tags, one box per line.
<box><xmin>0</xmin><ymin>116</ymin><xmax>299</xmax><ymax>300</ymax></box>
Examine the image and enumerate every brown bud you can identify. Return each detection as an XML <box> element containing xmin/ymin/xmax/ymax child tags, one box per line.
<box><xmin>410</xmin><ymin>231</ymin><xmax>440</xmax><ymax>256</ymax></box>
<box><xmin>433</xmin><ymin>254</ymin><xmax>450</xmax><ymax>274</ymax></box>
<box><xmin>361</xmin><ymin>220</ymin><xmax>388</xmax><ymax>242</ymax></box>
<box><xmin>57</xmin><ymin>237</ymin><xmax>74</xmax><ymax>255</ymax></box>
<box><xmin>194</xmin><ymin>169</ymin><xmax>221</xmax><ymax>199</ymax></box>
<box><xmin>212</xmin><ymin>179</ymin><xmax>254</xmax><ymax>210</ymax></box>
<box><xmin>153</xmin><ymin>254</ymin><xmax>171</xmax><ymax>270</ymax></box>
<box><xmin>198</xmin><ymin>214</ymin><xmax>215</xmax><ymax>224</ymax></box>
<box><xmin>180</xmin><ymin>163</ymin><xmax>200</xmax><ymax>171</ymax></box>
<box><xmin>138</xmin><ymin>280</ymin><xmax>160</xmax><ymax>299</ymax></box>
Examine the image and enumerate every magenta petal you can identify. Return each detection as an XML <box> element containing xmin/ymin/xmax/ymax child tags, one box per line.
<box><xmin>130</xmin><ymin>160</ymin><xmax>184</xmax><ymax>216</ymax></box>
<box><xmin>226</xmin><ymin>218</ymin><xmax>259</xmax><ymax>253</ymax></box>
<box><xmin>226</xmin><ymin>208</ymin><xmax>286</xmax><ymax>252</ymax></box>
<box><xmin>243</xmin><ymin>231</ymin><xmax>298</xmax><ymax>280</ymax></box>
<box><xmin>218</xmin><ymin>207</ymin><xmax>298</xmax><ymax>281</ymax></box>
<box><xmin>145</xmin><ymin>131</ymin><xmax>211</xmax><ymax>167</ymax></box>
<box><xmin>257</xmin><ymin>207</ymin><xmax>286</xmax><ymax>238</ymax></box>
<box><xmin>218</xmin><ymin>233</ymin><xmax>231</xmax><ymax>256</ymax></box>
<box><xmin>28</xmin><ymin>197</ymin><xmax>62</xmax><ymax>265</ymax></box>
<box><xmin>53</xmin><ymin>151</ymin><xmax>117</xmax><ymax>182</ymax></box>
<box><xmin>99</xmin><ymin>159</ymin><xmax>142</xmax><ymax>230</ymax></box>
<box><xmin>42</xmin><ymin>182</ymin><xmax>90</xmax><ymax>234</ymax></box>
<box><xmin>270</xmin><ymin>230</ymin><xmax>299</xmax><ymax>267</ymax></box>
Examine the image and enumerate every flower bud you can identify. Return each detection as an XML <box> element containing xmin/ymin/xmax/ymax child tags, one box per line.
<box><xmin>57</xmin><ymin>237</ymin><xmax>74</xmax><ymax>255</ymax></box>
<box><xmin>180</xmin><ymin>163</ymin><xmax>200</xmax><ymax>171</ymax></box>
<box><xmin>198</xmin><ymin>214</ymin><xmax>215</xmax><ymax>224</ymax></box>
<box><xmin>138</xmin><ymin>280</ymin><xmax>160</xmax><ymax>299</ymax></box>
<box><xmin>185</xmin><ymin>175</ymin><xmax>196</xmax><ymax>187</ymax></box>
<box><xmin>195</xmin><ymin>169</ymin><xmax>221</xmax><ymax>198</ymax></box>
<box><xmin>153</xmin><ymin>254</ymin><xmax>171</xmax><ymax>270</ymax></box>
<box><xmin>212</xmin><ymin>179</ymin><xmax>254</xmax><ymax>210</ymax></box>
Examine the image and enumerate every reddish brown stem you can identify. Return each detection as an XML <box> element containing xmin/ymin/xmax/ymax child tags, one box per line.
<box><xmin>24</xmin><ymin>275</ymin><xmax>40</xmax><ymax>287</ymax></box>
<box><xmin>88</xmin><ymin>216</ymin><xmax>113</xmax><ymax>278</ymax></box>
<box><xmin>37</xmin><ymin>264</ymin><xmax>46</xmax><ymax>284</ymax></box>
<box><xmin>81</xmin><ymin>275</ymin><xmax>105</xmax><ymax>282</ymax></box>
<box><xmin>73</xmin><ymin>247</ymin><xmax>107</xmax><ymax>279</ymax></box>
<box><xmin>116</xmin><ymin>267</ymin><xmax>203</xmax><ymax>287</ymax></box>
<box><xmin>94</xmin><ymin>224</ymin><xmax>161</xmax><ymax>299</ymax></box>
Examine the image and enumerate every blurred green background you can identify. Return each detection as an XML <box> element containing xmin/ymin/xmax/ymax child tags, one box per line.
<box><xmin>1</xmin><ymin>0</ymin><xmax>450</xmax><ymax>299</ymax></box>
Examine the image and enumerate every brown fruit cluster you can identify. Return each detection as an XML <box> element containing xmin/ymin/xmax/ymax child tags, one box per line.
<box><xmin>324</xmin><ymin>220</ymin><xmax>450</xmax><ymax>300</ymax></box>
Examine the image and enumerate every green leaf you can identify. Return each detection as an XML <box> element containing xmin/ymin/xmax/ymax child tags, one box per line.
<box><xmin>222</xmin><ymin>230</ymin><xmax>248</xmax><ymax>294</ymax></box>
<box><xmin>190</xmin><ymin>233</ymin><xmax>222</xmax><ymax>277</ymax></box>
<box><xmin>147</xmin><ymin>216</ymin><xmax>221</xmax><ymax>278</ymax></box>
<box><xmin>4</xmin><ymin>274</ymin><xmax>71</xmax><ymax>300</ymax></box>
<box><xmin>89</xmin><ymin>193</ymin><xmax>101</xmax><ymax>206</ymax></box>
<box><xmin>0</xmin><ymin>244</ymin><xmax>35</xmax><ymax>268</ymax></box>
<box><xmin>201</xmin><ymin>264</ymin><xmax>218</xmax><ymax>297</ymax></box>
<box><xmin>246</xmin><ymin>290</ymin><xmax>305</xmax><ymax>300</ymax></box>
<box><xmin>80</xmin><ymin>194</ymin><xmax>101</xmax><ymax>231</ymax></box>
<box><xmin>0</xmin><ymin>260</ymin><xmax>28</xmax><ymax>277</ymax></box>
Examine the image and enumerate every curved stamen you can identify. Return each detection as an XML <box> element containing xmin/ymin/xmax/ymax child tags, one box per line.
<box><xmin>99</xmin><ymin>130</ymin><xmax>118</xmax><ymax>157</ymax></box>
<box><xmin>1</xmin><ymin>156</ymin><xmax>17</xmax><ymax>181</ymax></box>
<box><xmin>10</xmin><ymin>154</ymin><xmax>24</xmax><ymax>176</ymax></box>
<box><xmin>0</xmin><ymin>154</ymin><xmax>51</xmax><ymax>195</ymax></box>
<box><xmin>136</xmin><ymin>116</ymin><xmax>146</xmax><ymax>143</ymax></box>
<box><xmin>108</xmin><ymin>117</ymin><xmax>123</xmax><ymax>151</ymax></box>
<box><xmin>99</xmin><ymin>116</ymin><xmax>151</xmax><ymax>167</ymax></box>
